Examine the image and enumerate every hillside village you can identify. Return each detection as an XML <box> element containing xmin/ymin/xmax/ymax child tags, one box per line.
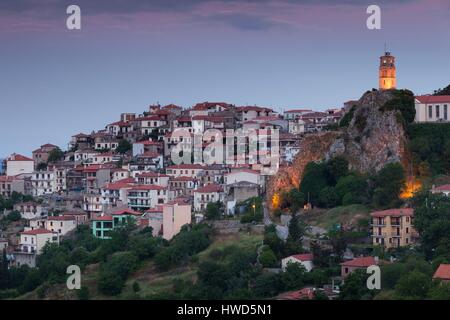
<box><xmin>1</xmin><ymin>55</ymin><xmax>450</xmax><ymax>300</ymax></box>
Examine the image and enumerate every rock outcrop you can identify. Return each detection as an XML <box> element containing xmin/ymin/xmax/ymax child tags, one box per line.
<box><xmin>267</xmin><ymin>89</ymin><xmax>409</xmax><ymax>210</ymax></box>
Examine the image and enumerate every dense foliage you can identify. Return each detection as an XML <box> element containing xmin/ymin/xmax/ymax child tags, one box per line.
<box><xmin>408</xmin><ymin>123</ymin><xmax>450</xmax><ymax>176</ymax></box>
<box><xmin>299</xmin><ymin>157</ymin><xmax>405</xmax><ymax>209</ymax></box>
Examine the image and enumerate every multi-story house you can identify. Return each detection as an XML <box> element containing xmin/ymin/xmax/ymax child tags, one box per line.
<box><xmin>129</xmin><ymin>151</ymin><xmax>164</xmax><ymax>171</ymax></box>
<box><xmin>32</xmin><ymin>143</ymin><xmax>58</xmax><ymax>166</ymax></box>
<box><xmin>283</xmin><ymin>109</ymin><xmax>313</xmax><ymax>120</ymax></box>
<box><xmin>31</xmin><ymin>170</ymin><xmax>56</xmax><ymax>196</ymax></box>
<box><xmin>166</xmin><ymin>164</ymin><xmax>205</xmax><ymax>178</ymax></box>
<box><xmin>91</xmin><ymin>209</ymin><xmax>142</xmax><ymax>239</ymax></box>
<box><xmin>13</xmin><ymin>229</ymin><xmax>59</xmax><ymax>267</ymax></box>
<box><xmin>162</xmin><ymin>202</ymin><xmax>191</xmax><ymax>240</ymax></box>
<box><xmin>45</xmin><ymin>216</ymin><xmax>77</xmax><ymax>236</ymax></box>
<box><xmin>106</xmin><ymin>121</ymin><xmax>133</xmax><ymax>136</ymax></box>
<box><xmin>415</xmin><ymin>95</ymin><xmax>450</xmax><ymax>122</ymax></box>
<box><xmin>136</xmin><ymin>172</ymin><xmax>169</xmax><ymax>187</ymax></box>
<box><xmin>136</xmin><ymin>115</ymin><xmax>167</xmax><ymax>136</ymax></box>
<box><xmin>13</xmin><ymin>201</ymin><xmax>44</xmax><ymax>220</ymax></box>
<box><xmin>193</xmin><ymin>184</ymin><xmax>224</xmax><ymax>212</ymax></box>
<box><xmin>127</xmin><ymin>185</ymin><xmax>169</xmax><ymax>211</ymax></box>
<box><xmin>371</xmin><ymin>208</ymin><xmax>418</xmax><ymax>249</ymax></box>
<box><xmin>6</xmin><ymin>154</ymin><xmax>34</xmax><ymax>176</ymax></box>
<box><xmin>101</xmin><ymin>178</ymin><xmax>134</xmax><ymax>209</ymax></box>
<box><xmin>236</xmin><ymin>106</ymin><xmax>274</xmax><ymax>123</ymax></box>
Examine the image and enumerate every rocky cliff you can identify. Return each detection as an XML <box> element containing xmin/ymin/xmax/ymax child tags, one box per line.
<box><xmin>267</xmin><ymin>89</ymin><xmax>410</xmax><ymax>210</ymax></box>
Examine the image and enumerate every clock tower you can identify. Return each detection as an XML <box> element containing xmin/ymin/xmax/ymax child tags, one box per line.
<box><xmin>379</xmin><ymin>51</ymin><xmax>396</xmax><ymax>90</ymax></box>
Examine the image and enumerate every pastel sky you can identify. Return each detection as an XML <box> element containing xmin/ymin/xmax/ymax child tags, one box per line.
<box><xmin>1</xmin><ymin>0</ymin><xmax>449</xmax><ymax>158</ymax></box>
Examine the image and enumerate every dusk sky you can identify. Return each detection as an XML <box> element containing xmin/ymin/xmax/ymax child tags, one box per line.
<box><xmin>1</xmin><ymin>0</ymin><xmax>449</xmax><ymax>157</ymax></box>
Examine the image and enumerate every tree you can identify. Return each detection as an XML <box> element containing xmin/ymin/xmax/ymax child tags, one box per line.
<box><xmin>413</xmin><ymin>192</ymin><xmax>450</xmax><ymax>259</ymax></box>
<box><xmin>372</xmin><ymin>162</ymin><xmax>405</xmax><ymax>208</ymax></box>
<box><xmin>394</xmin><ymin>271</ymin><xmax>431</xmax><ymax>299</ymax></box>
<box><xmin>47</xmin><ymin>147</ymin><xmax>64</xmax><ymax>163</ymax></box>
<box><xmin>116</xmin><ymin>139</ymin><xmax>132</xmax><ymax>154</ymax></box>
<box><xmin>318</xmin><ymin>186</ymin><xmax>339</xmax><ymax>208</ymax></box>
<box><xmin>281</xmin><ymin>263</ymin><xmax>306</xmax><ymax>290</ymax></box>
<box><xmin>252</xmin><ymin>273</ymin><xmax>283</xmax><ymax>298</ymax></box>
<box><xmin>287</xmin><ymin>212</ymin><xmax>307</xmax><ymax>244</ymax></box>
<box><xmin>335</xmin><ymin>174</ymin><xmax>368</xmax><ymax>205</ymax></box>
<box><xmin>433</xmin><ymin>84</ymin><xmax>450</xmax><ymax>96</ymax></box>
<box><xmin>326</xmin><ymin>156</ymin><xmax>349</xmax><ymax>185</ymax></box>
<box><xmin>205</xmin><ymin>202</ymin><xmax>221</xmax><ymax>220</ymax></box>
<box><xmin>299</xmin><ymin>162</ymin><xmax>329</xmax><ymax>206</ymax></box>
<box><xmin>285</xmin><ymin>188</ymin><xmax>305</xmax><ymax>213</ymax></box>
<box><xmin>428</xmin><ymin>281</ymin><xmax>450</xmax><ymax>300</ymax></box>
<box><xmin>0</xmin><ymin>250</ymin><xmax>10</xmax><ymax>289</ymax></box>
<box><xmin>339</xmin><ymin>269</ymin><xmax>374</xmax><ymax>300</ymax></box>
<box><xmin>259</xmin><ymin>247</ymin><xmax>277</xmax><ymax>268</ymax></box>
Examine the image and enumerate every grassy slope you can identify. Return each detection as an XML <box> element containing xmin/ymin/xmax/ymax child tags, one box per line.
<box><xmin>303</xmin><ymin>204</ymin><xmax>371</xmax><ymax>230</ymax></box>
<box><xmin>17</xmin><ymin>232</ymin><xmax>263</xmax><ymax>300</ymax></box>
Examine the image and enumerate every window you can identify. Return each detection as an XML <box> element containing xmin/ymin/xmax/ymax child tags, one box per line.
<box><xmin>436</xmin><ymin>105</ymin><xmax>440</xmax><ymax>118</ymax></box>
<box><xmin>445</xmin><ymin>105</ymin><xmax>448</xmax><ymax>120</ymax></box>
<box><xmin>429</xmin><ymin>105</ymin><xmax>432</xmax><ymax>118</ymax></box>
<box><xmin>406</xmin><ymin>227</ymin><xmax>409</xmax><ymax>234</ymax></box>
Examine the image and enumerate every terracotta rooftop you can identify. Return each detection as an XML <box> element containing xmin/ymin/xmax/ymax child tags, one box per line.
<box><xmin>415</xmin><ymin>95</ymin><xmax>450</xmax><ymax>104</ymax></box>
<box><xmin>289</xmin><ymin>253</ymin><xmax>314</xmax><ymax>261</ymax></box>
<box><xmin>194</xmin><ymin>184</ymin><xmax>223</xmax><ymax>193</ymax></box>
<box><xmin>340</xmin><ymin>256</ymin><xmax>377</xmax><ymax>267</ymax></box>
<box><xmin>21</xmin><ymin>228</ymin><xmax>56</xmax><ymax>235</ymax></box>
<box><xmin>371</xmin><ymin>208</ymin><xmax>414</xmax><ymax>218</ymax></box>
<box><xmin>433</xmin><ymin>264</ymin><xmax>450</xmax><ymax>280</ymax></box>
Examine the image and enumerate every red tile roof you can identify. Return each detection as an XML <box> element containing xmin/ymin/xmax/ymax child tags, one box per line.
<box><xmin>290</xmin><ymin>253</ymin><xmax>314</xmax><ymax>262</ymax></box>
<box><xmin>194</xmin><ymin>184</ymin><xmax>223</xmax><ymax>193</ymax></box>
<box><xmin>284</xmin><ymin>109</ymin><xmax>313</xmax><ymax>114</ymax></box>
<box><xmin>47</xmin><ymin>216</ymin><xmax>76</xmax><ymax>221</ymax></box>
<box><xmin>167</xmin><ymin>164</ymin><xmax>204</xmax><ymax>170</ymax></box>
<box><xmin>21</xmin><ymin>228</ymin><xmax>56</xmax><ymax>235</ymax></box>
<box><xmin>137</xmin><ymin>172</ymin><xmax>169</xmax><ymax>178</ymax></box>
<box><xmin>163</xmin><ymin>104</ymin><xmax>183</xmax><ymax>110</ymax></box>
<box><xmin>92</xmin><ymin>215</ymin><xmax>113</xmax><ymax>221</ymax></box>
<box><xmin>371</xmin><ymin>208</ymin><xmax>414</xmax><ymax>218</ymax></box>
<box><xmin>237</xmin><ymin>106</ymin><xmax>273</xmax><ymax>112</ymax></box>
<box><xmin>433</xmin><ymin>264</ymin><xmax>450</xmax><ymax>280</ymax></box>
<box><xmin>111</xmin><ymin>208</ymin><xmax>142</xmax><ymax>216</ymax></box>
<box><xmin>432</xmin><ymin>184</ymin><xmax>450</xmax><ymax>192</ymax></box>
<box><xmin>7</xmin><ymin>154</ymin><xmax>33</xmax><ymax>162</ymax></box>
<box><xmin>129</xmin><ymin>185</ymin><xmax>165</xmax><ymax>191</ymax></box>
<box><xmin>341</xmin><ymin>256</ymin><xmax>377</xmax><ymax>267</ymax></box>
<box><xmin>0</xmin><ymin>176</ymin><xmax>14</xmax><ymax>182</ymax></box>
<box><xmin>138</xmin><ymin>115</ymin><xmax>163</xmax><ymax>121</ymax></box>
<box><xmin>225</xmin><ymin>169</ymin><xmax>260</xmax><ymax>176</ymax></box>
<box><xmin>415</xmin><ymin>95</ymin><xmax>450</xmax><ymax>104</ymax></box>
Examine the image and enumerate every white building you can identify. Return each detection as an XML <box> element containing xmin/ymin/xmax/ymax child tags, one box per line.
<box><xmin>193</xmin><ymin>184</ymin><xmax>224</xmax><ymax>212</ymax></box>
<box><xmin>415</xmin><ymin>95</ymin><xmax>450</xmax><ymax>122</ymax></box>
<box><xmin>13</xmin><ymin>229</ymin><xmax>59</xmax><ymax>267</ymax></box>
<box><xmin>166</xmin><ymin>164</ymin><xmax>205</xmax><ymax>178</ymax></box>
<box><xmin>224</xmin><ymin>169</ymin><xmax>261</xmax><ymax>186</ymax></box>
<box><xmin>127</xmin><ymin>185</ymin><xmax>169</xmax><ymax>210</ymax></box>
<box><xmin>281</xmin><ymin>253</ymin><xmax>314</xmax><ymax>272</ymax></box>
<box><xmin>13</xmin><ymin>202</ymin><xmax>44</xmax><ymax>220</ymax></box>
<box><xmin>45</xmin><ymin>216</ymin><xmax>77</xmax><ymax>236</ymax></box>
<box><xmin>31</xmin><ymin>171</ymin><xmax>56</xmax><ymax>196</ymax></box>
<box><xmin>6</xmin><ymin>154</ymin><xmax>34</xmax><ymax>176</ymax></box>
<box><xmin>431</xmin><ymin>184</ymin><xmax>450</xmax><ymax>196</ymax></box>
